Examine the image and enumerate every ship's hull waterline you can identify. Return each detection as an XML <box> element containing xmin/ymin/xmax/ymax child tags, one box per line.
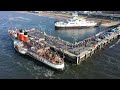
<box><xmin>55</xmin><ymin>26</ymin><xmax>96</xmax><ymax>30</ymax></box>
<box><xmin>27</xmin><ymin>51</ymin><xmax>64</xmax><ymax>70</ymax></box>
<box><xmin>54</xmin><ymin>17</ymin><xmax>102</xmax><ymax>30</ymax></box>
<box><xmin>13</xmin><ymin>39</ymin><xmax>64</xmax><ymax>70</ymax></box>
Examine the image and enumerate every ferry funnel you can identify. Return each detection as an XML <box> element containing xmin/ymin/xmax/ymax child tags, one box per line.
<box><xmin>19</xmin><ymin>29</ymin><xmax>24</xmax><ymax>41</ymax></box>
<box><xmin>23</xmin><ymin>32</ymin><xmax>29</xmax><ymax>43</ymax></box>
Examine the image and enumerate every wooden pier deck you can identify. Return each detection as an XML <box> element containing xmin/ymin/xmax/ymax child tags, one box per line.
<box><xmin>28</xmin><ymin>24</ymin><xmax>120</xmax><ymax>65</ymax></box>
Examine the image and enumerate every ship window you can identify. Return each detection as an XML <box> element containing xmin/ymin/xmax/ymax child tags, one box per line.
<box><xmin>70</xmin><ymin>23</ymin><xmax>75</xmax><ymax>24</ymax></box>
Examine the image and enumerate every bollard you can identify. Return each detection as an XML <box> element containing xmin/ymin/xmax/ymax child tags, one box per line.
<box><xmin>76</xmin><ymin>56</ymin><xmax>79</xmax><ymax>65</ymax></box>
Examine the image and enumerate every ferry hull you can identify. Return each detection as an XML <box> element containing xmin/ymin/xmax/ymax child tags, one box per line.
<box><xmin>55</xmin><ymin>26</ymin><xmax>95</xmax><ymax>30</ymax></box>
<box><xmin>55</xmin><ymin>21</ymin><xmax>101</xmax><ymax>30</ymax></box>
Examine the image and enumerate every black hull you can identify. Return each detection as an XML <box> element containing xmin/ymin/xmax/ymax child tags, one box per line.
<box><xmin>55</xmin><ymin>26</ymin><xmax>95</xmax><ymax>30</ymax></box>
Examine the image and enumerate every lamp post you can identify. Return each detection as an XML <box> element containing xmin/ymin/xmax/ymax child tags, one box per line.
<box><xmin>72</xmin><ymin>37</ymin><xmax>74</xmax><ymax>49</ymax></box>
<box><xmin>72</xmin><ymin>37</ymin><xmax>78</xmax><ymax>55</ymax></box>
<box><xmin>72</xmin><ymin>37</ymin><xmax>77</xmax><ymax>45</ymax></box>
<box><xmin>49</xmin><ymin>30</ymin><xmax>51</xmax><ymax>37</ymax></box>
<box><xmin>38</xmin><ymin>24</ymin><xmax>42</xmax><ymax>32</ymax></box>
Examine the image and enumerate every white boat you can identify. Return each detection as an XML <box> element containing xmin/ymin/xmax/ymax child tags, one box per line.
<box><xmin>8</xmin><ymin>29</ymin><xmax>65</xmax><ymax>70</ymax></box>
<box><xmin>14</xmin><ymin>40</ymin><xmax>28</xmax><ymax>54</ymax></box>
<box><xmin>55</xmin><ymin>16</ymin><xmax>101</xmax><ymax>30</ymax></box>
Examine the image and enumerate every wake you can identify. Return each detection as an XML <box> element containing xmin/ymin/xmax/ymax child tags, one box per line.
<box><xmin>109</xmin><ymin>39</ymin><xmax>120</xmax><ymax>48</ymax></box>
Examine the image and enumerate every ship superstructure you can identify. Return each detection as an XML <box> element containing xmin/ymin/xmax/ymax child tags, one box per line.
<box><xmin>55</xmin><ymin>15</ymin><xmax>101</xmax><ymax>30</ymax></box>
<box><xmin>8</xmin><ymin>28</ymin><xmax>64</xmax><ymax>70</ymax></box>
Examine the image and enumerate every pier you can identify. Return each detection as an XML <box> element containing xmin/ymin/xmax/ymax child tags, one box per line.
<box><xmin>28</xmin><ymin>24</ymin><xmax>120</xmax><ymax>65</ymax></box>
<box><xmin>20</xmin><ymin>11</ymin><xmax>120</xmax><ymax>65</ymax></box>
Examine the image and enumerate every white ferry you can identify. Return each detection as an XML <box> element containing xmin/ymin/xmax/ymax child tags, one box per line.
<box><xmin>55</xmin><ymin>15</ymin><xmax>101</xmax><ymax>30</ymax></box>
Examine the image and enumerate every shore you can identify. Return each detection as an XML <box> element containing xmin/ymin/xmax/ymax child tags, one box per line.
<box><xmin>18</xmin><ymin>11</ymin><xmax>72</xmax><ymax>19</ymax></box>
<box><xmin>18</xmin><ymin>11</ymin><xmax>120</xmax><ymax>27</ymax></box>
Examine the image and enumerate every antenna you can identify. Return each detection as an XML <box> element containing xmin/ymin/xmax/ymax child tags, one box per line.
<box><xmin>8</xmin><ymin>19</ymin><xmax>13</xmax><ymax>30</ymax></box>
<box><xmin>38</xmin><ymin>24</ymin><xmax>42</xmax><ymax>32</ymax></box>
<box><xmin>49</xmin><ymin>29</ymin><xmax>51</xmax><ymax>37</ymax></box>
<box><xmin>62</xmin><ymin>45</ymin><xmax>64</xmax><ymax>58</ymax></box>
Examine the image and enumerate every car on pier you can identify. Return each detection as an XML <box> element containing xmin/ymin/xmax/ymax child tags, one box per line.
<box><xmin>117</xmin><ymin>25</ymin><xmax>120</xmax><ymax>30</ymax></box>
<box><xmin>94</xmin><ymin>38</ymin><xmax>101</xmax><ymax>42</ymax></box>
<box><xmin>108</xmin><ymin>28</ymin><xmax>116</xmax><ymax>32</ymax></box>
<box><xmin>99</xmin><ymin>34</ymin><xmax>107</xmax><ymax>39</ymax></box>
<box><xmin>106</xmin><ymin>32</ymin><xmax>113</xmax><ymax>35</ymax></box>
<box><xmin>105</xmin><ymin>33</ymin><xmax>110</xmax><ymax>37</ymax></box>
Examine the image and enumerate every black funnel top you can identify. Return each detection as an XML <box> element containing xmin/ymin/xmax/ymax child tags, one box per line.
<box><xmin>19</xmin><ymin>29</ymin><xmax>23</xmax><ymax>33</ymax></box>
<box><xmin>24</xmin><ymin>32</ymin><xmax>28</xmax><ymax>35</ymax></box>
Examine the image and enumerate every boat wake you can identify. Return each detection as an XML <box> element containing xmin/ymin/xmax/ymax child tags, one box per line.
<box><xmin>116</xmin><ymin>39</ymin><xmax>120</xmax><ymax>44</ymax></box>
<box><xmin>14</xmin><ymin>17</ymin><xmax>30</xmax><ymax>21</ymax></box>
<box><xmin>17</xmin><ymin>61</ymin><xmax>55</xmax><ymax>78</ymax></box>
<box><xmin>109</xmin><ymin>39</ymin><xmax>120</xmax><ymax>48</ymax></box>
<box><xmin>0</xmin><ymin>17</ymin><xmax>30</xmax><ymax>26</ymax></box>
<box><xmin>109</xmin><ymin>44</ymin><xmax>115</xmax><ymax>48</ymax></box>
<box><xmin>44</xmin><ymin>70</ymin><xmax>54</xmax><ymax>77</ymax></box>
<box><xmin>8</xmin><ymin>17</ymin><xmax>30</xmax><ymax>21</ymax></box>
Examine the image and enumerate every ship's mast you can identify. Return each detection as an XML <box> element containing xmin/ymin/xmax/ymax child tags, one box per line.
<box><xmin>8</xmin><ymin>20</ymin><xmax>12</xmax><ymax>30</ymax></box>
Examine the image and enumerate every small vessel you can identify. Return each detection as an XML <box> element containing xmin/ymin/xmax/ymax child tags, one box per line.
<box><xmin>14</xmin><ymin>40</ymin><xmax>28</xmax><ymax>54</ymax></box>
<box><xmin>8</xmin><ymin>28</ymin><xmax>64</xmax><ymax>70</ymax></box>
<box><xmin>55</xmin><ymin>15</ymin><xmax>101</xmax><ymax>30</ymax></box>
